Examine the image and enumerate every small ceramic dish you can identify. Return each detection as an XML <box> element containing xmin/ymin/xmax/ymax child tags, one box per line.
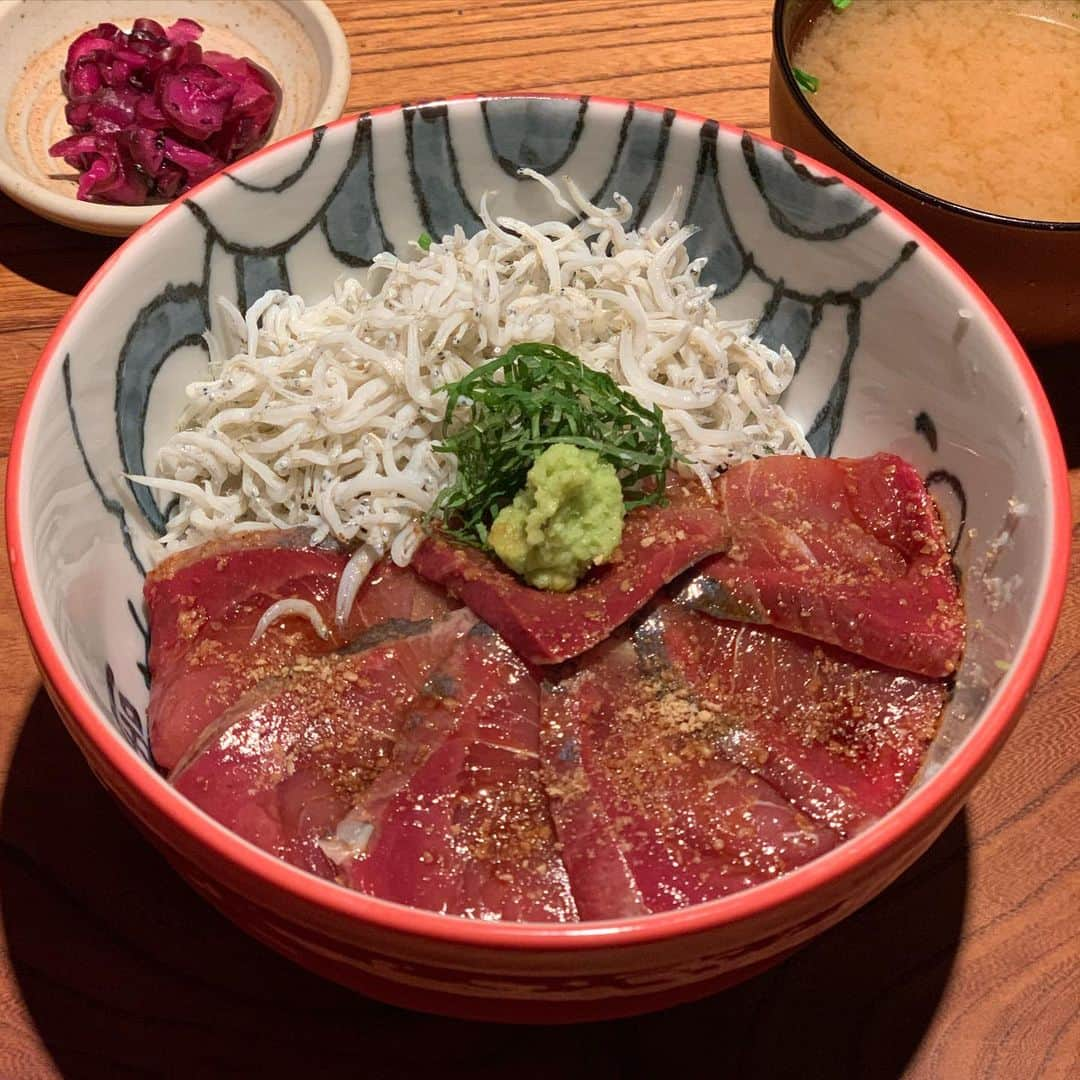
<box><xmin>0</xmin><ymin>0</ymin><xmax>350</xmax><ymax>236</ymax></box>
<box><xmin>769</xmin><ymin>0</ymin><xmax>1080</xmax><ymax>347</ymax></box>
<box><xmin>6</xmin><ymin>95</ymin><xmax>1070</xmax><ymax>1022</ymax></box>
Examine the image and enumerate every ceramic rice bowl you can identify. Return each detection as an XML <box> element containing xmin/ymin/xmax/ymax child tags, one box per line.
<box><xmin>7</xmin><ymin>96</ymin><xmax>1069</xmax><ymax>1022</ymax></box>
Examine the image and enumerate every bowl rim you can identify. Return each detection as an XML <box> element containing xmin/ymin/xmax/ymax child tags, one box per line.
<box><xmin>6</xmin><ymin>94</ymin><xmax>1072</xmax><ymax>952</ymax></box>
<box><xmin>0</xmin><ymin>0</ymin><xmax>351</xmax><ymax>235</ymax></box>
<box><xmin>771</xmin><ymin>0</ymin><xmax>1080</xmax><ymax>234</ymax></box>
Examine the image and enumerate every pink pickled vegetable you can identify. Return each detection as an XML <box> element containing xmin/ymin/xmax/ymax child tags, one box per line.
<box><xmin>49</xmin><ymin>18</ymin><xmax>281</xmax><ymax>205</ymax></box>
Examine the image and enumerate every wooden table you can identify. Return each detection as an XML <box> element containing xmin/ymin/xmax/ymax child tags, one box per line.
<box><xmin>0</xmin><ymin>2</ymin><xmax>1076</xmax><ymax>1076</ymax></box>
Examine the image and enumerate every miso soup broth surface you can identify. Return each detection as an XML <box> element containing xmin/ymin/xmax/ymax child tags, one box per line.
<box><xmin>794</xmin><ymin>0</ymin><xmax>1080</xmax><ymax>221</ymax></box>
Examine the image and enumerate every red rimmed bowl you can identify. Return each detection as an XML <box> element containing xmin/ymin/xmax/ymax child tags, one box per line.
<box><xmin>6</xmin><ymin>95</ymin><xmax>1070</xmax><ymax>1022</ymax></box>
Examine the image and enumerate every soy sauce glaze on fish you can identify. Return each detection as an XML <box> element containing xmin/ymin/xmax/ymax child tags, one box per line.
<box><xmin>145</xmin><ymin>452</ymin><xmax>963</xmax><ymax>922</ymax></box>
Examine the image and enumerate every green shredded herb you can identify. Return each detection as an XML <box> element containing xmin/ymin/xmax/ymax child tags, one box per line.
<box><xmin>793</xmin><ymin>67</ymin><xmax>820</xmax><ymax>93</ymax></box>
<box><xmin>430</xmin><ymin>342</ymin><xmax>676</xmax><ymax>547</ymax></box>
<box><xmin>832</xmin><ymin>0</ymin><xmax>853</xmax><ymax>10</ymax></box>
<box><xmin>417</xmin><ymin>231</ymin><xmax>433</xmax><ymax>250</ymax></box>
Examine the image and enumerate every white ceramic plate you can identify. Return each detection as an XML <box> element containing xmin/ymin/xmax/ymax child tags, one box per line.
<box><xmin>0</xmin><ymin>0</ymin><xmax>350</xmax><ymax>235</ymax></box>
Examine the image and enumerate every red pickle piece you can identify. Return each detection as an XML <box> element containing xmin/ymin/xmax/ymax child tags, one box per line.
<box><xmin>49</xmin><ymin>18</ymin><xmax>281</xmax><ymax>204</ymax></box>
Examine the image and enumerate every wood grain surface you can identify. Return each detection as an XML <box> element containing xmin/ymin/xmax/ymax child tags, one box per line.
<box><xmin>0</xmin><ymin>2</ymin><xmax>1076</xmax><ymax>1076</ymax></box>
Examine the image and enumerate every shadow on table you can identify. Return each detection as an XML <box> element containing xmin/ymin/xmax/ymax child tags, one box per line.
<box><xmin>0</xmin><ymin>195</ymin><xmax>120</xmax><ymax>297</ymax></box>
<box><xmin>1029</xmin><ymin>343</ymin><xmax>1079</xmax><ymax>469</ymax></box>
<box><xmin>1</xmin><ymin>691</ymin><xmax>968</xmax><ymax>1080</ymax></box>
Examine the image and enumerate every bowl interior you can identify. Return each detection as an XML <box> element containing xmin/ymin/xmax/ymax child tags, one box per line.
<box><xmin>0</xmin><ymin>0</ymin><xmax>346</xmax><ymax>232</ymax></box>
<box><xmin>11</xmin><ymin>96</ymin><xmax>1065</xmax><ymax>918</ymax></box>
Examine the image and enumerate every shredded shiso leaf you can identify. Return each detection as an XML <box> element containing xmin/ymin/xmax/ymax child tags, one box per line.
<box><xmin>431</xmin><ymin>343</ymin><xmax>676</xmax><ymax>547</ymax></box>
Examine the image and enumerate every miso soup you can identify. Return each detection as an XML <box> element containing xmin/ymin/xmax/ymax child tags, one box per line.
<box><xmin>793</xmin><ymin>0</ymin><xmax>1080</xmax><ymax>221</ymax></box>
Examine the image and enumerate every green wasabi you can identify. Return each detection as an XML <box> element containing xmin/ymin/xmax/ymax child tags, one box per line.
<box><xmin>488</xmin><ymin>444</ymin><xmax>625</xmax><ymax>592</ymax></box>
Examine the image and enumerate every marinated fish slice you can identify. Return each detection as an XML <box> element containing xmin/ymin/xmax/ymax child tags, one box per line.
<box><xmin>653</xmin><ymin>601</ymin><xmax>946</xmax><ymax>834</ymax></box>
<box><xmin>539</xmin><ymin>694</ymin><xmax>650</xmax><ymax>921</ymax></box>
<box><xmin>340</xmin><ymin>624</ymin><xmax>578</xmax><ymax>922</ymax></box>
<box><xmin>145</xmin><ymin>531</ymin><xmax>455</xmax><ymax>770</ymax></box>
<box><xmin>680</xmin><ymin>453</ymin><xmax>963</xmax><ymax>677</ymax></box>
<box><xmin>170</xmin><ymin>609</ymin><xmax>476</xmax><ymax>878</ymax></box>
<box><xmin>146</xmin><ymin>530</ymin><xmax>348</xmax><ymax>771</ymax></box>
<box><xmin>540</xmin><ymin>634</ymin><xmax>838</xmax><ymax>917</ymax></box>
<box><xmin>412</xmin><ymin>477</ymin><xmax>729</xmax><ymax>665</ymax></box>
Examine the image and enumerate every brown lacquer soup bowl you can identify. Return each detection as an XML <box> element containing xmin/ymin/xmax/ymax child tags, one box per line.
<box><xmin>769</xmin><ymin>0</ymin><xmax>1080</xmax><ymax>347</ymax></box>
<box><xmin>7</xmin><ymin>96</ymin><xmax>1070</xmax><ymax>1021</ymax></box>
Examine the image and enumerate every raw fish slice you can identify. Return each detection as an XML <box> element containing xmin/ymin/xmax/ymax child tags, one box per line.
<box><xmin>652</xmin><ymin>601</ymin><xmax>946</xmax><ymax>834</ymax></box>
<box><xmin>171</xmin><ymin>610</ymin><xmax>476</xmax><ymax>879</ymax></box>
<box><xmin>416</xmin><ymin>454</ymin><xmax>961</xmax><ymax>676</ymax></box>
<box><xmin>145</xmin><ymin>530</ymin><xmax>348</xmax><ymax>771</ymax></box>
<box><xmin>680</xmin><ymin>453</ymin><xmax>963</xmax><ymax>677</ymax></box>
<box><xmin>540</xmin><ymin>699</ymin><xmax>648</xmax><ymax>920</ymax></box>
<box><xmin>412</xmin><ymin>477</ymin><xmax>729</xmax><ymax>665</ymax></box>
<box><xmin>145</xmin><ymin>531</ymin><xmax>455</xmax><ymax>770</ymax></box>
<box><xmin>540</xmin><ymin>633</ymin><xmax>838</xmax><ymax>917</ymax></box>
<box><xmin>350</xmin><ymin>558</ymin><xmax>460</xmax><ymax>627</ymax></box>
<box><xmin>339</xmin><ymin>624</ymin><xmax>578</xmax><ymax>922</ymax></box>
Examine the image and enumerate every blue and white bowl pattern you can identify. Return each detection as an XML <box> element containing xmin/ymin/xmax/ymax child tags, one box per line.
<box><xmin>25</xmin><ymin>97</ymin><xmax>1054</xmax><ymax>786</ymax></box>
